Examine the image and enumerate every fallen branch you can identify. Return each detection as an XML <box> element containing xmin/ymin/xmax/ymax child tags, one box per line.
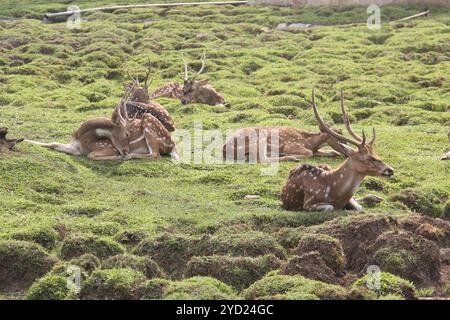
<box><xmin>0</xmin><ymin>127</ymin><xmax>24</xmax><ymax>151</ymax></box>
<box><xmin>44</xmin><ymin>1</ymin><xmax>248</xmax><ymax>22</ymax></box>
<box><xmin>390</xmin><ymin>10</ymin><xmax>430</xmax><ymax>23</ymax></box>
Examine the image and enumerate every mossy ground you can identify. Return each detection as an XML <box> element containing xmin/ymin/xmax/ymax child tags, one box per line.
<box><xmin>0</xmin><ymin>1</ymin><xmax>449</xmax><ymax>299</ymax></box>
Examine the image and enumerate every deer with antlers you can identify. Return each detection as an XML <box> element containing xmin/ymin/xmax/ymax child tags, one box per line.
<box><xmin>222</xmin><ymin>126</ymin><xmax>348</xmax><ymax>163</ymax></box>
<box><xmin>25</xmin><ymin>88</ymin><xmax>136</xmax><ymax>159</ymax></box>
<box><xmin>26</xmin><ymin>86</ymin><xmax>179</xmax><ymax>161</ymax></box>
<box><xmin>281</xmin><ymin>89</ymin><xmax>394</xmax><ymax>212</ymax></box>
<box><xmin>148</xmin><ymin>53</ymin><xmax>225</xmax><ymax>106</ymax></box>
<box><xmin>122</xmin><ymin>61</ymin><xmax>176</xmax><ymax>132</ymax></box>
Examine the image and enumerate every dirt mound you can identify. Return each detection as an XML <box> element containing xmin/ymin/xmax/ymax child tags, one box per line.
<box><xmin>0</xmin><ymin>240</ymin><xmax>58</xmax><ymax>292</ymax></box>
<box><xmin>133</xmin><ymin>233</ymin><xmax>201</xmax><ymax>279</ymax></box>
<box><xmin>365</xmin><ymin>230</ymin><xmax>441</xmax><ymax>287</ymax></box>
<box><xmin>352</xmin><ymin>272</ymin><xmax>416</xmax><ymax>300</ymax></box>
<box><xmin>137</xmin><ymin>278</ymin><xmax>172</xmax><ymax>299</ymax></box>
<box><xmin>398</xmin><ymin>214</ymin><xmax>450</xmax><ymax>247</ymax></box>
<box><xmin>186</xmin><ymin>255</ymin><xmax>281</xmax><ymax>291</ymax></box>
<box><xmin>25</xmin><ymin>274</ymin><xmax>74</xmax><ymax>300</ymax></box>
<box><xmin>162</xmin><ymin>277</ymin><xmax>237</xmax><ymax>300</ymax></box>
<box><xmin>70</xmin><ymin>254</ymin><xmax>101</xmax><ymax>274</ymax></box>
<box><xmin>114</xmin><ymin>230</ymin><xmax>149</xmax><ymax>247</ymax></box>
<box><xmin>243</xmin><ymin>273</ymin><xmax>348</xmax><ymax>300</ymax></box>
<box><xmin>103</xmin><ymin>254</ymin><xmax>164</xmax><ymax>279</ymax></box>
<box><xmin>311</xmin><ymin>215</ymin><xmax>394</xmax><ymax>271</ymax></box>
<box><xmin>200</xmin><ymin>231</ymin><xmax>286</xmax><ymax>259</ymax></box>
<box><xmin>79</xmin><ymin>268</ymin><xmax>146</xmax><ymax>300</ymax></box>
<box><xmin>134</xmin><ymin>231</ymin><xmax>285</xmax><ymax>279</ymax></box>
<box><xmin>292</xmin><ymin>234</ymin><xmax>345</xmax><ymax>276</ymax></box>
<box><xmin>280</xmin><ymin>252</ymin><xmax>339</xmax><ymax>284</ymax></box>
<box><xmin>60</xmin><ymin>234</ymin><xmax>124</xmax><ymax>260</ymax></box>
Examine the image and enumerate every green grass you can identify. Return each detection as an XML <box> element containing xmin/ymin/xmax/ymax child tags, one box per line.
<box><xmin>0</xmin><ymin>1</ymin><xmax>449</xmax><ymax>299</ymax></box>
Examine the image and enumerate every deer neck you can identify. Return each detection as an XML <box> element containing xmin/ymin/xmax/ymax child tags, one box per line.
<box><xmin>75</xmin><ymin>118</ymin><xmax>117</xmax><ymax>140</ymax></box>
<box><xmin>331</xmin><ymin>158</ymin><xmax>365</xmax><ymax>199</ymax></box>
<box><xmin>305</xmin><ymin>132</ymin><xmax>327</xmax><ymax>150</ymax></box>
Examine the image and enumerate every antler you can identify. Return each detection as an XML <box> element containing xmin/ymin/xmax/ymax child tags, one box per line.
<box><xmin>116</xmin><ymin>82</ymin><xmax>136</xmax><ymax>125</ymax></box>
<box><xmin>311</xmin><ymin>89</ymin><xmax>360</xmax><ymax>147</ymax></box>
<box><xmin>181</xmin><ymin>53</ymin><xmax>189</xmax><ymax>81</ymax></box>
<box><xmin>143</xmin><ymin>58</ymin><xmax>152</xmax><ymax>88</ymax></box>
<box><xmin>339</xmin><ymin>89</ymin><xmax>376</xmax><ymax>146</ymax></box>
<box><xmin>126</xmin><ymin>67</ymin><xmax>139</xmax><ymax>86</ymax></box>
<box><xmin>192</xmin><ymin>51</ymin><xmax>206</xmax><ymax>80</ymax></box>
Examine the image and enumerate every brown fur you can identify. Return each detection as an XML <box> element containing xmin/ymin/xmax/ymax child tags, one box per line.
<box><xmin>223</xmin><ymin>127</ymin><xmax>346</xmax><ymax>163</ymax></box>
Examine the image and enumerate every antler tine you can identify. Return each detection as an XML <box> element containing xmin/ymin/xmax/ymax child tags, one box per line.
<box><xmin>143</xmin><ymin>58</ymin><xmax>152</xmax><ymax>88</ymax></box>
<box><xmin>126</xmin><ymin>67</ymin><xmax>139</xmax><ymax>86</ymax></box>
<box><xmin>192</xmin><ymin>51</ymin><xmax>206</xmax><ymax>80</ymax></box>
<box><xmin>181</xmin><ymin>52</ymin><xmax>189</xmax><ymax>81</ymax></box>
<box><xmin>361</xmin><ymin>129</ymin><xmax>366</xmax><ymax>145</ymax></box>
<box><xmin>340</xmin><ymin>89</ymin><xmax>362</xmax><ymax>142</ymax></box>
<box><xmin>369</xmin><ymin>128</ymin><xmax>376</xmax><ymax>146</ymax></box>
<box><xmin>311</xmin><ymin>89</ymin><xmax>360</xmax><ymax>147</ymax></box>
<box><xmin>119</xmin><ymin>82</ymin><xmax>137</xmax><ymax>123</ymax></box>
<box><xmin>115</xmin><ymin>82</ymin><xmax>134</xmax><ymax>124</ymax></box>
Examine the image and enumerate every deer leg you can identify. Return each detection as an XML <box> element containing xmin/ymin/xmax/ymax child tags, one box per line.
<box><xmin>87</xmin><ymin>153</ymin><xmax>123</xmax><ymax>161</ymax></box>
<box><xmin>123</xmin><ymin>153</ymin><xmax>153</xmax><ymax>160</ymax></box>
<box><xmin>309</xmin><ymin>203</ymin><xmax>335</xmax><ymax>212</ymax></box>
<box><xmin>25</xmin><ymin>140</ymin><xmax>82</xmax><ymax>156</ymax></box>
<box><xmin>86</xmin><ymin>145</ymin><xmax>123</xmax><ymax>161</ymax></box>
<box><xmin>262</xmin><ymin>155</ymin><xmax>302</xmax><ymax>163</ymax></box>
<box><xmin>313</xmin><ymin>150</ymin><xmax>341</xmax><ymax>157</ymax></box>
<box><xmin>344</xmin><ymin>198</ymin><xmax>363</xmax><ymax>212</ymax></box>
<box><xmin>277</xmin><ymin>145</ymin><xmax>314</xmax><ymax>161</ymax></box>
<box><xmin>142</xmin><ymin>129</ymin><xmax>161</xmax><ymax>159</ymax></box>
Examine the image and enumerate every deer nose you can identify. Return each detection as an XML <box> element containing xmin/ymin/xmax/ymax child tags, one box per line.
<box><xmin>181</xmin><ymin>100</ymin><xmax>188</xmax><ymax>105</ymax></box>
<box><xmin>382</xmin><ymin>167</ymin><xmax>394</xmax><ymax>177</ymax></box>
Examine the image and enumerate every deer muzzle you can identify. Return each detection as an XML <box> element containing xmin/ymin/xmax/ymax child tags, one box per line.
<box><xmin>381</xmin><ymin>166</ymin><xmax>394</xmax><ymax>177</ymax></box>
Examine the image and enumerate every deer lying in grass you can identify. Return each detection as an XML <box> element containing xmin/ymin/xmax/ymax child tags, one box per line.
<box><xmin>26</xmin><ymin>89</ymin><xmax>136</xmax><ymax>159</ymax></box>
<box><xmin>149</xmin><ymin>53</ymin><xmax>225</xmax><ymax>106</ymax></box>
<box><xmin>281</xmin><ymin>89</ymin><xmax>394</xmax><ymax>212</ymax></box>
<box><xmin>441</xmin><ymin>130</ymin><xmax>450</xmax><ymax>160</ymax></box>
<box><xmin>222</xmin><ymin>96</ymin><xmax>351</xmax><ymax>164</ymax></box>
<box><xmin>27</xmin><ymin>86</ymin><xmax>179</xmax><ymax>161</ymax></box>
<box><xmin>222</xmin><ymin>127</ymin><xmax>347</xmax><ymax>163</ymax></box>
<box><xmin>122</xmin><ymin>63</ymin><xmax>176</xmax><ymax>132</ymax></box>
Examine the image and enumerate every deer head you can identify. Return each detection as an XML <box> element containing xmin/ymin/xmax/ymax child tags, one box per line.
<box><xmin>123</xmin><ymin>60</ymin><xmax>152</xmax><ymax>103</ymax></box>
<box><xmin>180</xmin><ymin>52</ymin><xmax>224</xmax><ymax>105</ymax></box>
<box><xmin>312</xmin><ymin>89</ymin><xmax>394</xmax><ymax>177</ymax></box>
<box><xmin>108</xmin><ymin>84</ymin><xmax>139</xmax><ymax>155</ymax></box>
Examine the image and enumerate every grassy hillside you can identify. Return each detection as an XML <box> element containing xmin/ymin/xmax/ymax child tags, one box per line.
<box><xmin>0</xmin><ymin>1</ymin><xmax>449</xmax><ymax>300</ymax></box>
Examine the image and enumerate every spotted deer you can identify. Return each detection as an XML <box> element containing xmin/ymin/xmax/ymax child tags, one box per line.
<box><xmin>26</xmin><ymin>88</ymin><xmax>137</xmax><ymax>159</ymax></box>
<box><xmin>122</xmin><ymin>62</ymin><xmax>176</xmax><ymax>132</ymax></box>
<box><xmin>127</xmin><ymin>54</ymin><xmax>224</xmax><ymax>106</ymax></box>
<box><xmin>223</xmin><ymin>109</ymin><xmax>349</xmax><ymax>163</ymax></box>
<box><xmin>441</xmin><ymin>130</ymin><xmax>450</xmax><ymax>160</ymax></box>
<box><xmin>281</xmin><ymin>89</ymin><xmax>394</xmax><ymax>212</ymax></box>
<box><xmin>178</xmin><ymin>52</ymin><xmax>225</xmax><ymax>106</ymax></box>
